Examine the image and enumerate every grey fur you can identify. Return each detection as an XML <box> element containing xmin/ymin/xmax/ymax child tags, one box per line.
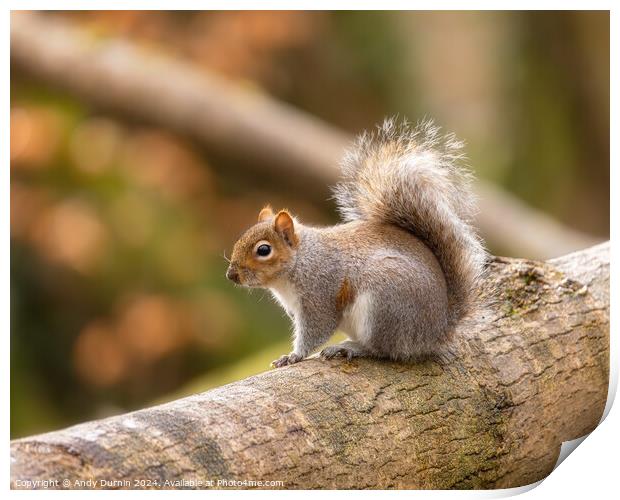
<box><xmin>276</xmin><ymin>221</ymin><xmax>453</xmax><ymax>364</ymax></box>
<box><xmin>333</xmin><ymin>117</ymin><xmax>487</xmax><ymax>329</ymax></box>
<box><xmin>234</xmin><ymin>118</ymin><xmax>487</xmax><ymax>366</ymax></box>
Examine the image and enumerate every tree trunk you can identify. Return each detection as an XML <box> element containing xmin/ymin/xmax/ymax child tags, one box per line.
<box><xmin>10</xmin><ymin>11</ymin><xmax>599</xmax><ymax>260</ymax></box>
<box><xmin>10</xmin><ymin>242</ymin><xmax>610</xmax><ymax>489</ymax></box>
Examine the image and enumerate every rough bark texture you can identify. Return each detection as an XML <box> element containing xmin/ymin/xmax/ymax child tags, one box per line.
<box><xmin>10</xmin><ymin>243</ymin><xmax>609</xmax><ymax>490</ymax></box>
<box><xmin>10</xmin><ymin>11</ymin><xmax>600</xmax><ymax>260</ymax></box>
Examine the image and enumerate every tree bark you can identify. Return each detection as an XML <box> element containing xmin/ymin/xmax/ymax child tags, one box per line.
<box><xmin>10</xmin><ymin>11</ymin><xmax>599</xmax><ymax>260</ymax></box>
<box><xmin>10</xmin><ymin>242</ymin><xmax>610</xmax><ymax>490</ymax></box>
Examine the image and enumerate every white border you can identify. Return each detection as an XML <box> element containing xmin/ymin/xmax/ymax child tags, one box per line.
<box><xmin>4</xmin><ymin>3</ymin><xmax>616</xmax><ymax>498</ymax></box>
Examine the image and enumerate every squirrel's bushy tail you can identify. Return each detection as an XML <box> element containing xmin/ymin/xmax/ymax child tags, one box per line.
<box><xmin>333</xmin><ymin>118</ymin><xmax>487</xmax><ymax>327</ymax></box>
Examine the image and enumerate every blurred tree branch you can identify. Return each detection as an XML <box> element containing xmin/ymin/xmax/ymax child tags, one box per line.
<box><xmin>10</xmin><ymin>242</ymin><xmax>609</xmax><ymax>489</ymax></box>
<box><xmin>10</xmin><ymin>11</ymin><xmax>600</xmax><ymax>259</ymax></box>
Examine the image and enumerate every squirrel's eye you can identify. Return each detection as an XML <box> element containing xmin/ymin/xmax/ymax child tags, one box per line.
<box><xmin>256</xmin><ymin>244</ymin><xmax>272</xmax><ymax>257</ymax></box>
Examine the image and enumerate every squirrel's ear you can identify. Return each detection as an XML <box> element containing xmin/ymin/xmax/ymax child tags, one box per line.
<box><xmin>274</xmin><ymin>210</ymin><xmax>297</xmax><ymax>247</ymax></box>
<box><xmin>258</xmin><ymin>205</ymin><xmax>274</xmax><ymax>222</ymax></box>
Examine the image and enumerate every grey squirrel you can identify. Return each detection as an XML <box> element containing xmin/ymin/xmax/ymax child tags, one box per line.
<box><xmin>226</xmin><ymin>118</ymin><xmax>487</xmax><ymax>367</ymax></box>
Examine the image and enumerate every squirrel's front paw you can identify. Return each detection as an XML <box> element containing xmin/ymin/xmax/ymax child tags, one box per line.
<box><xmin>271</xmin><ymin>352</ymin><xmax>304</xmax><ymax>368</ymax></box>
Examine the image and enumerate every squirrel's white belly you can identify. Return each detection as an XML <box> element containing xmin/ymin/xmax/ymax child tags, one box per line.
<box><xmin>269</xmin><ymin>280</ymin><xmax>301</xmax><ymax>317</ymax></box>
<box><xmin>338</xmin><ymin>292</ymin><xmax>373</xmax><ymax>344</ymax></box>
<box><xmin>270</xmin><ymin>279</ymin><xmax>373</xmax><ymax>345</ymax></box>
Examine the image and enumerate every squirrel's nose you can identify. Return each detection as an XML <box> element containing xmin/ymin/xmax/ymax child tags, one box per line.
<box><xmin>226</xmin><ymin>267</ymin><xmax>240</xmax><ymax>284</ymax></box>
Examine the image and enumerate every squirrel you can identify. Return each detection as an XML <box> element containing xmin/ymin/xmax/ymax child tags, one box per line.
<box><xmin>226</xmin><ymin>118</ymin><xmax>487</xmax><ymax>367</ymax></box>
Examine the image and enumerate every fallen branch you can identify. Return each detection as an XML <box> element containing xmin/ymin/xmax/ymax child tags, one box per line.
<box><xmin>10</xmin><ymin>11</ymin><xmax>600</xmax><ymax>259</ymax></box>
<box><xmin>10</xmin><ymin>242</ymin><xmax>609</xmax><ymax>489</ymax></box>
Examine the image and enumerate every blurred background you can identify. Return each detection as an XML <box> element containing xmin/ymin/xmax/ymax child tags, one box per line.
<box><xmin>10</xmin><ymin>11</ymin><xmax>609</xmax><ymax>438</ymax></box>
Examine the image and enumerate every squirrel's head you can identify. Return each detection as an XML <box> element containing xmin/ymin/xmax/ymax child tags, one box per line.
<box><xmin>226</xmin><ymin>206</ymin><xmax>298</xmax><ymax>288</ymax></box>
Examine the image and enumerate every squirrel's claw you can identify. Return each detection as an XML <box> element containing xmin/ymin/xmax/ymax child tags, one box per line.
<box><xmin>271</xmin><ymin>352</ymin><xmax>303</xmax><ymax>368</ymax></box>
<box><xmin>270</xmin><ymin>355</ymin><xmax>289</xmax><ymax>368</ymax></box>
<box><xmin>320</xmin><ymin>345</ymin><xmax>353</xmax><ymax>360</ymax></box>
<box><xmin>320</xmin><ymin>341</ymin><xmax>367</xmax><ymax>360</ymax></box>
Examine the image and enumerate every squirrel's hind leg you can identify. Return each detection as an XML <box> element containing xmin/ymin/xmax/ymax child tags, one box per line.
<box><xmin>320</xmin><ymin>340</ymin><xmax>371</xmax><ymax>360</ymax></box>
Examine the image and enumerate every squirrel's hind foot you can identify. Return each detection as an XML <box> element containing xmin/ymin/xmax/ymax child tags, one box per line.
<box><xmin>320</xmin><ymin>341</ymin><xmax>369</xmax><ymax>361</ymax></box>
